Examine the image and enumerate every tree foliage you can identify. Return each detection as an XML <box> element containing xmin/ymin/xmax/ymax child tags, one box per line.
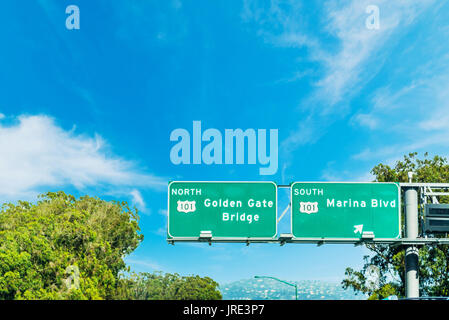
<box><xmin>0</xmin><ymin>191</ymin><xmax>143</xmax><ymax>299</ymax></box>
<box><xmin>0</xmin><ymin>191</ymin><xmax>223</xmax><ymax>300</ymax></box>
<box><xmin>342</xmin><ymin>152</ymin><xmax>449</xmax><ymax>299</ymax></box>
<box><xmin>114</xmin><ymin>272</ymin><xmax>222</xmax><ymax>300</ymax></box>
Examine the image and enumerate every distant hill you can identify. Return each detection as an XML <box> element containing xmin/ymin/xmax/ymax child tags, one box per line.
<box><xmin>220</xmin><ymin>278</ymin><xmax>366</xmax><ymax>300</ymax></box>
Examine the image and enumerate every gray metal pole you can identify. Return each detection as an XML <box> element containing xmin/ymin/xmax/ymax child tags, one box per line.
<box><xmin>404</xmin><ymin>187</ymin><xmax>419</xmax><ymax>298</ymax></box>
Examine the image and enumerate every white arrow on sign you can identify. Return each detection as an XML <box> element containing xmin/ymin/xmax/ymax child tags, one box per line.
<box><xmin>354</xmin><ymin>224</ymin><xmax>364</xmax><ymax>234</ymax></box>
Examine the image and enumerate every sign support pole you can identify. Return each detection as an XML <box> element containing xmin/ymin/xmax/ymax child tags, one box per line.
<box><xmin>404</xmin><ymin>187</ymin><xmax>419</xmax><ymax>298</ymax></box>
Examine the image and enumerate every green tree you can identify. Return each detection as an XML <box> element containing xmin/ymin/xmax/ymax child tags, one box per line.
<box><xmin>0</xmin><ymin>191</ymin><xmax>143</xmax><ymax>299</ymax></box>
<box><xmin>342</xmin><ymin>152</ymin><xmax>449</xmax><ymax>299</ymax></box>
<box><xmin>116</xmin><ymin>272</ymin><xmax>222</xmax><ymax>300</ymax></box>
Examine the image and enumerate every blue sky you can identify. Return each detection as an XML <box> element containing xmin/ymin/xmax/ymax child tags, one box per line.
<box><xmin>1</xmin><ymin>0</ymin><xmax>449</xmax><ymax>285</ymax></box>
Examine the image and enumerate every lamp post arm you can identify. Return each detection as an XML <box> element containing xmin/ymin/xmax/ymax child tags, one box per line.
<box><xmin>254</xmin><ymin>276</ymin><xmax>298</xmax><ymax>300</ymax></box>
<box><xmin>260</xmin><ymin>276</ymin><xmax>296</xmax><ymax>288</ymax></box>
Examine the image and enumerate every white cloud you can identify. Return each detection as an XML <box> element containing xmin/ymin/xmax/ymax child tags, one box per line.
<box><xmin>0</xmin><ymin>114</ymin><xmax>165</xmax><ymax>200</ymax></box>
<box><xmin>321</xmin><ymin>161</ymin><xmax>375</xmax><ymax>182</ymax></box>
<box><xmin>351</xmin><ymin>51</ymin><xmax>449</xmax><ymax>161</ymax></box>
<box><xmin>420</xmin><ymin>116</ymin><xmax>449</xmax><ymax>131</ymax></box>
<box><xmin>244</xmin><ymin>1</ymin><xmax>435</xmax><ymax>152</ymax></box>
<box><xmin>113</xmin><ymin>0</ymin><xmax>187</xmax><ymax>46</ymax></box>
<box><xmin>246</xmin><ymin>0</ymin><xmax>433</xmax><ymax>110</ymax></box>
<box><xmin>352</xmin><ymin>131</ymin><xmax>449</xmax><ymax>163</ymax></box>
<box><xmin>353</xmin><ymin>147</ymin><xmax>397</xmax><ymax>162</ymax></box>
<box><xmin>351</xmin><ymin>113</ymin><xmax>379</xmax><ymax>130</ymax></box>
<box><xmin>130</xmin><ymin>189</ymin><xmax>147</xmax><ymax>212</ymax></box>
<box><xmin>244</xmin><ymin>0</ymin><xmax>439</xmax><ymax>177</ymax></box>
<box><xmin>322</xmin><ymin>0</ymin><xmax>435</xmax><ymax>103</ymax></box>
<box><xmin>125</xmin><ymin>258</ymin><xmax>163</xmax><ymax>271</ymax></box>
<box><xmin>280</xmin><ymin>114</ymin><xmax>323</xmax><ymax>154</ymax></box>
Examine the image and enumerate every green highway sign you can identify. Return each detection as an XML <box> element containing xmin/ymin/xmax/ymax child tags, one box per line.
<box><xmin>168</xmin><ymin>181</ymin><xmax>277</xmax><ymax>239</ymax></box>
<box><xmin>291</xmin><ymin>182</ymin><xmax>401</xmax><ymax>240</ymax></box>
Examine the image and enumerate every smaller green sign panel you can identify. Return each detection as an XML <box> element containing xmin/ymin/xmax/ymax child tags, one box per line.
<box><xmin>291</xmin><ymin>182</ymin><xmax>401</xmax><ymax>240</ymax></box>
<box><xmin>168</xmin><ymin>181</ymin><xmax>277</xmax><ymax>239</ymax></box>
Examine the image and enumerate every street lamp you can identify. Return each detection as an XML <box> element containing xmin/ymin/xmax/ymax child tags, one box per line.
<box><xmin>254</xmin><ymin>276</ymin><xmax>298</xmax><ymax>300</ymax></box>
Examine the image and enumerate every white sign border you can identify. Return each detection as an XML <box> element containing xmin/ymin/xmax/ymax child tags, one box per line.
<box><xmin>290</xmin><ymin>181</ymin><xmax>402</xmax><ymax>241</ymax></box>
<box><xmin>167</xmin><ymin>181</ymin><xmax>278</xmax><ymax>241</ymax></box>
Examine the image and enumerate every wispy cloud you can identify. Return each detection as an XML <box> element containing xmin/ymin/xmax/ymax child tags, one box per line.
<box><xmin>125</xmin><ymin>258</ymin><xmax>163</xmax><ymax>272</ymax></box>
<box><xmin>351</xmin><ymin>113</ymin><xmax>379</xmax><ymax>130</ymax></box>
<box><xmin>0</xmin><ymin>114</ymin><xmax>165</xmax><ymax>201</ymax></box>
<box><xmin>352</xmin><ymin>52</ymin><xmax>449</xmax><ymax>162</ymax></box>
<box><xmin>129</xmin><ymin>189</ymin><xmax>148</xmax><ymax>212</ymax></box>
<box><xmin>244</xmin><ymin>0</ymin><xmax>432</xmax><ymax>110</ymax></box>
<box><xmin>113</xmin><ymin>0</ymin><xmax>188</xmax><ymax>47</ymax></box>
<box><xmin>321</xmin><ymin>161</ymin><xmax>375</xmax><ymax>182</ymax></box>
<box><xmin>310</xmin><ymin>0</ymin><xmax>434</xmax><ymax>109</ymax></box>
<box><xmin>288</xmin><ymin>0</ymin><xmax>433</xmax><ymax>147</ymax></box>
<box><xmin>243</xmin><ymin>0</ymin><xmax>438</xmax><ymax>171</ymax></box>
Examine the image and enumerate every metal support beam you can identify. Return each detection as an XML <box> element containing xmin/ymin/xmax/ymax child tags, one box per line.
<box><xmin>167</xmin><ymin>237</ymin><xmax>449</xmax><ymax>245</ymax></box>
<box><xmin>400</xmin><ymin>183</ymin><xmax>449</xmax><ymax>188</ymax></box>
<box><xmin>404</xmin><ymin>187</ymin><xmax>419</xmax><ymax>298</ymax></box>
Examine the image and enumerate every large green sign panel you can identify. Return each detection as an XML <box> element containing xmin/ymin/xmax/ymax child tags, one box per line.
<box><xmin>291</xmin><ymin>182</ymin><xmax>401</xmax><ymax>239</ymax></box>
<box><xmin>168</xmin><ymin>181</ymin><xmax>277</xmax><ymax>239</ymax></box>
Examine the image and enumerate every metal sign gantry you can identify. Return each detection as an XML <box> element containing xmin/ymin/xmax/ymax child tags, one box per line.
<box><xmin>167</xmin><ymin>181</ymin><xmax>449</xmax><ymax>299</ymax></box>
<box><xmin>168</xmin><ymin>182</ymin><xmax>449</xmax><ymax>245</ymax></box>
